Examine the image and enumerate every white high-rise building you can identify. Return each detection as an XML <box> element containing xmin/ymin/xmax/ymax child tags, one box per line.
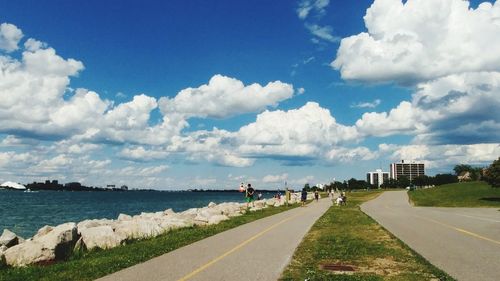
<box><xmin>366</xmin><ymin>169</ymin><xmax>389</xmax><ymax>187</ymax></box>
<box><xmin>390</xmin><ymin>160</ymin><xmax>425</xmax><ymax>181</ymax></box>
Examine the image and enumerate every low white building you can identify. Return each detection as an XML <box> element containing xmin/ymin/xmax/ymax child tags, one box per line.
<box><xmin>0</xmin><ymin>181</ymin><xmax>26</xmax><ymax>190</ymax></box>
<box><xmin>366</xmin><ymin>169</ymin><xmax>389</xmax><ymax>187</ymax></box>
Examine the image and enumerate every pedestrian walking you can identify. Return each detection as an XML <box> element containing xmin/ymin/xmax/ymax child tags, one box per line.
<box><xmin>245</xmin><ymin>183</ymin><xmax>255</xmax><ymax>208</ymax></box>
<box><xmin>301</xmin><ymin>188</ymin><xmax>307</xmax><ymax>206</ymax></box>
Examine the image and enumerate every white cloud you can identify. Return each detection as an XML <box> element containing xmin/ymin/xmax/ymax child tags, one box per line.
<box><xmin>119</xmin><ymin>146</ymin><xmax>169</xmax><ymax>162</ymax></box>
<box><xmin>0</xmin><ymin>151</ymin><xmax>37</xmax><ymax>168</ymax></box>
<box><xmin>52</xmin><ymin>140</ymin><xmax>100</xmax><ymax>155</ymax></box>
<box><xmin>24</xmin><ymin>38</ymin><xmax>47</xmax><ymax>52</ymax></box>
<box><xmin>355</xmin><ymin>72</ymin><xmax>500</xmax><ymax>143</ymax></box>
<box><xmin>326</xmin><ymin>146</ymin><xmax>378</xmax><ymax>162</ymax></box>
<box><xmin>297</xmin><ymin>0</ymin><xmax>330</xmax><ymax>20</ymax></box>
<box><xmin>159</xmin><ymin>74</ymin><xmax>294</xmax><ymax>119</ymax></box>
<box><xmin>333</xmin><ymin>0</ymin><xmax>500</xmax><ymax>84</ymax></box>
<box><xmin>0</xmin><ymin>23</ymin><xmax>23</xmax><ymax>52</ymax></box>
<box><xmin>0</xmin><ymin>135</ymin><xmax>39</xmax><ymax>147</ymax></box>
<box><xmin>297</xmin><ymin>87</ymin><xmax>306</xmax><ymax>95</ymax></box>
<box><xmin>237</xmin><ymin>102</ymin><xmax>358</xmax><ymax>157</ymax></box>
<box><xmin>388</xmin><ymin>143</ymin><xmax>500</xmax><ymax>169</ymax></box>
<box><xmin>168</xmin><ymin>129</ymin><xmax>254</xmax><ymax>167</ymax></box>
<box><xmin>305</xmin><ymin>24</ymin><xmax>339</xmax><ymax>43</ymax></box>
<box><xmin>262</xmin><ymin>173</ymin><xmax>289</xmax><ymax>183</ymax></box>
<box><xmin>350</xmin><ymin>99</ymin><xmax>381</xmax><ymax>108</ymax></box>
<box><xmin>355</xmin><ymin>101</ymin><xmax>422</xmax><ymax>137</ymax></box>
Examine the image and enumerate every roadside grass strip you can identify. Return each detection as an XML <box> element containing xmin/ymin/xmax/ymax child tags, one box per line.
<box><xmin>0</xmin><ymin>204</ymin><xmax>298</xmax><ymax>281</ymax></box>
<box><xmin>280</xmin><ymin>191</ymin><xmax>454</xmax><ymax>281</ymax></box>
<box><xmin>409</xmin><ymin>181</ymin><xmax>500</xmax><ymax>207</ymax></box>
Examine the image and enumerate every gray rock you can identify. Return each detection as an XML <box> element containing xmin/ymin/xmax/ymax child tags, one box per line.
<box><xmin>77</xmin><ymin>219</ymin><xmax>113</xmax><ymax>234</ymax></box>
<box><xmin>208</xmin><ymin>202</ymin><xmax>217</xmax><ymax>208</ymax></box>
<box><xmin>163</xmin><ymin>208</ymin><xmax>175</xmax><ymax>215</ymax></box>
<box><xmin>4</xmin><ymin>222</ymin><xmax>78</xmax><ymax>267</ymax></box>
<box><xmin>33</xmin><ymin>225</ymin><xmax>53</xmax><ymax>239</ymax></box>
<box><xmin>0</xmin><ymin>229</ymin><xmax>19</xmax><ymax>248</ymax></box>
<box><xmin>80</xmin><ymin>225</ymin><xmax>124</xmax><ymax>250</ymax></box>
<box><xmin>117</xmin><ymin>214</ymin><xmax>132</xmax><ymax>221</ymax></box>
<box><xmin>114</xmin><ymin>219</ymin><xmax>164</xmax><ymax>241</ymax></box>
<box><xmin>158</xmin><ymin>217</ymin><xmax>194</xmax><ymax>232</ymax></box>
<box><xmin>207</xmin><ymin>214</ymin><xmax>229</xmax><ymax>225</ymax></box>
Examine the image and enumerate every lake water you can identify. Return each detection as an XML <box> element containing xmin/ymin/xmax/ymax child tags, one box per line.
<box><xmin>0</xmin><ymin>189</ymin><xmax>272</xmax><ymax>238</ymax></box>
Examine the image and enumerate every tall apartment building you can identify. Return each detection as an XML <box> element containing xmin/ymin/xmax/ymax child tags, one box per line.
<box><xmin>366</xmin><ymin>169</ymin><xmax>389</xmax><ymax>187</ymax></box>
<box><xmin>389</xmin><ymin>160</ymin><xmax>425</xmax><ymax>181</ymax></box>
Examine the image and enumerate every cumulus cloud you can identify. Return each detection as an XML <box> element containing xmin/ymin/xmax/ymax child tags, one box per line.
<box><xmin>168</xmin><ymin>129</ymin><xmax>255</xmax><ymax>167</ymax></box>
<box><xmin>326</xmin><ymin>146</ymin><xmax>378</xmax><ymax>162</ymax></box>
<box><xmin>262</xmin><ymin>173</ymin><xmax>289</xmax><ymax>183</ymax></box>
<box><xmin>355</xmin><ymin>72</ymin><xmax>500</xmax><ymax>143</ymax></box>
<box><xmin>237</xmin><ymin>102</ymin><xmax>359</xmax><ymax>158</ymax></box>
<box><xmin>119</xmin><ymin>146</ymin><xmax>169</xmax><ymax>162</ymax></box>
<box><xmin>0</xmin><ymin>23</ymin><xmax>23</xmax><ymax>52</ymax></box>
<box><xmin>350</xmin><ymin>99</ymin><xmax>381</xmax><ymax>109</ymax></box>
<box><xmin>333</xmin><ymin>0</ymin><xmax>500</xmax><ymax>83</ymax></box>
<box><xmin>159</xmin><ymin>74</ymin><xmax>294</xmax><ymax>119</ymax></box>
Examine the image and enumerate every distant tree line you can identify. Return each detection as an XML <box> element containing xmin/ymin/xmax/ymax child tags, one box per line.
<box><xmin>303</xmin><ymin>157</ymin><xmax>500</xmax><ymax>191</ymax></box>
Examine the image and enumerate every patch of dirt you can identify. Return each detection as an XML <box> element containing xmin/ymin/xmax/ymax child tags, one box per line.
<box><xmin>356</xmin><ymin>257</ymin><xmax>405</xmax><ymax>276</ymax></box>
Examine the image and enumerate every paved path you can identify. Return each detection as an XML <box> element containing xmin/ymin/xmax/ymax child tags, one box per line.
<box><xmin>361</xmin><ymin>191</ymin><xmax>500</xmax><ymax>281</ymax></box>
<box><xmin>97</xmin><ymin>199</ymin><xmax>331</xmax><ymax>281</ymax></box>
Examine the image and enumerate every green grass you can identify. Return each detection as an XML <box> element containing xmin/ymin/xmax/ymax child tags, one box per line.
<box><xmin>0</xmin><ymin>204</ymin><xmax>298</xmax><ymax>281</ymax></box>
<box><xmin>280</xmin><ymin>191</ymin><xmax>454</xmax><ymax>281</ymax></box>
<box><xmin>408</xmin><ymin>181</ymin><xmax>500</xmax><ymax>207</ymax></box>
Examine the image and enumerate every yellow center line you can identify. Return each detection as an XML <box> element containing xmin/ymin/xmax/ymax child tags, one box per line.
<box><xmin>177</xmin><ymin>209</ymin><xmax>308</xmax><ymax>281</ymax></box>
<box><xmin>414</xmin><ymin>214</ymin><xmax>500</xmax><ymax>246</ymax></box>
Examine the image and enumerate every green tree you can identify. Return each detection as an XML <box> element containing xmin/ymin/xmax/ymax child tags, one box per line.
<box><xmin>397</xmin><ymin>175</ymin><xmax>410</xmax><ymax>188</ymax></box>
<box><xmin>413</xmin><ymin>175</ymin><xmax>432</xmax><ymax>187</ymax></box>
<box><xmin>303</xmin><ymin>183</ymin><xmax>311</xmax><ymax>191</ymax></box>
<box><xmin>381</xmin><ymin>178</ymin><xmax>399</xmax><ymax>189</ymax></box>
<box><xmin>433</xmin><ymin>174</ymin><xmax>458</xmax><ymax>186</ymax></box>
<box><xmin>453</xmin><ymin>164</ymin><xmax>473</xmax><ymax>176</ymax></box>
<box><xmin>485</xmin><ymin>157</ymin><xmax>500</xmax><ymax>187</ymax></box>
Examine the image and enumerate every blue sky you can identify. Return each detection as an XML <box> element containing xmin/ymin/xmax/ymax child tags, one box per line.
<box><xmin>0</xmin><ymin>0</ymin><xmax>499</xmax><ymax>189</ymax></box>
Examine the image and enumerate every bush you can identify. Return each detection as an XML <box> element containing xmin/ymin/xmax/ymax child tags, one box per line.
<box><xmin>485</xmin><ymin>157</ymin><xmax>500</xmax><ymax>187</ymax></box>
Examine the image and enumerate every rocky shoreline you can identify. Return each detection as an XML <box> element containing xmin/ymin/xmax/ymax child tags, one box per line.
<box><xmin>0</xmin><ymin>194</ymin><xmax>307</xmax><ymax>267</ymax></box>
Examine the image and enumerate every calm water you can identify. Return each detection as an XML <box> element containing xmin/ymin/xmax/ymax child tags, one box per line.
<box><xmin>0</xmin><ymin>190</ymin><xmax>271</xmax><ymax>238</ymax></box>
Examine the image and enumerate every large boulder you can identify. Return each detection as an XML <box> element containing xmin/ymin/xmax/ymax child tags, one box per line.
<box><xmin>80</xmin><ymin>225</ymin><xmax>124</xmax><ymax>250</ymax></box>
<box><xmin>4</xmin><ymin>222</ymin><xmax>78</xmax><ymax>267</ymax></box>
<box><xmin>0</xmin><ymin>245</ymin><xmax>7</xmax><ymax>267</ymax></box>
<box><xmin>163</xmin><ymin>208</ymin><xmax>175</xmax><ymax>216</ymax></box>
<box><xmin>0</xmin><ymin>229</ymin><xmax>20</xmax><ymax>248</ymax></box>
<box><xmin>207</xmin><ymin>214</ymin><xmax>229</xmax><ymax>225</ymax></box>
<box><xmin>33</xmin><ymin>226</ymin><xmax>53</xmax><ymax>239</ymax></box>
<box><xmin>158</xmin><ymin>217</ymin><xmax>194</xmax><ymax>231</ymax></box>
<box><xmin>114</xmin><ymin>219</ymin><xmax>164</xmax><ymax>240</ymax></box>
<box><xmin>77</xmin><ymin>219</ymin><xmax>113</xmax><ymax>235</ymax></box>
<box><xmin>117</xmin><ymin>214</ymin><xmax>132</xmax><ymax>221</ymax></box>
<box><xmin>215</xmin><ymin>203</ymin><xmax>242</xmax><ymax>217</ymax></box>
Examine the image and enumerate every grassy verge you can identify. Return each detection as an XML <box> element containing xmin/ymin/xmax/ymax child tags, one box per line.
<box><xmin>408</xmin><ymin>181</ymin><xmax>500</xmax><ymax>207</ymax></box>
<box><xmin>0</xmin><ymin>204</ymin><xmax>298</xmax><ymax>281</ymax></box>
<box><xmin>280</xmin><ymin>191</ymin><xmax>454</xmax><ymax>281</ymax></box>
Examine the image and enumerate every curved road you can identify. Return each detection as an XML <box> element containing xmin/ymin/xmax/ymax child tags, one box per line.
<box><xmin>361</xmin><ymin>191</ymin><xmax>500</xmax><ymax>281</ymax></box>
<box><xmin>97</xmin><ymin>198</ymin><xmax>331</xmax><ymax>281</ymax></box>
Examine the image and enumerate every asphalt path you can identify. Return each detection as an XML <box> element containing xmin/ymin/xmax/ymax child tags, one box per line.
<box><xmin>361</xmin><ymin>191</ymin><xmax>500</xmax><ymax>281</ymax></box>
<box><xmin>97</xmin><ymin>198</ymin><xmax>331</xmax><ymax>281</ymax></box>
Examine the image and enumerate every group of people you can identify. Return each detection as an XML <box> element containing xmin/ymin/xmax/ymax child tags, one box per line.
<box><xmin>329</xmin><ymin>190</ymin><xmax>347</xmax><ymax>206</ymax></box>
<box><xmin>240</xmin><ymin>182</ymin><xmax>347</xmax><ymax>208</ymax></box>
